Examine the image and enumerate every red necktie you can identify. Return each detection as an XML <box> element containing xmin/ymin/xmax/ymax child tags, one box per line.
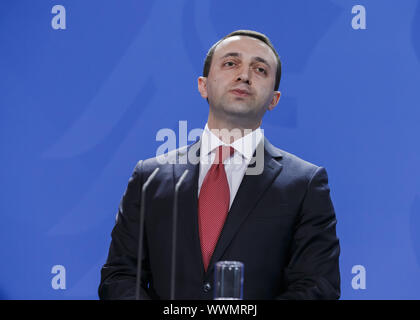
<box><xmin>198</xmin><ymin>145</ymin><xmax>235</xmax><ymax>271</ymax></box>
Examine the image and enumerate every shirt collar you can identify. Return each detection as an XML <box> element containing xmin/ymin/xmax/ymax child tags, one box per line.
<box><xmin>200</xmin><ymin>123</ymin><xmax>263</xmax><ymax>161</ymax></box>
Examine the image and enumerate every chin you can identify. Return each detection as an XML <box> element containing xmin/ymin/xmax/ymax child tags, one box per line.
<box><xmin>223</xmin><ymin>103</ymin><xmax>252</xmax><ymax>114</ymax></box>
<box><xmin>223</xmin><ymin>106</ymin><xmax>260</xmax><ymax>123</ymax></box>
<box><xmin>213</xmin><ymin>98</ymin><xmax>258</xmax><ymax>118</ymax></box>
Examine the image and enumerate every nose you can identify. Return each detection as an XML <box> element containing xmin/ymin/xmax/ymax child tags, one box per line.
<box><xmin>236</xmin><ymin>66</ymin><xmax>252</xmax><ymax>85</ymax></box>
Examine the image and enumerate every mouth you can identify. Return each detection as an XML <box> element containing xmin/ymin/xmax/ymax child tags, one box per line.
<box><xmin>230</xmin><ymin>89</ymin><xmax>251</xmax><ymax>97</ymax></box>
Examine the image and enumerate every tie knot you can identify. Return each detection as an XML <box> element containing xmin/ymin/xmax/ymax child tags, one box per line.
<box><xmin>214</xmin><ymin>145</ymin><xmax>235</xmax><ymax>164</ymax></box>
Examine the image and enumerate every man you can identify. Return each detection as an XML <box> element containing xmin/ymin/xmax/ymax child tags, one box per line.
<box><xmin>98</xmin><ymin>30</ymin><xmax>340</xmax><ymax>300</ymax></box>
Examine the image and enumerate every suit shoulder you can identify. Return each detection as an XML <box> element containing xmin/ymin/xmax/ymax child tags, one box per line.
<box><xmin>276</xmin><ymin>147</ymin><xmax>323</xmax><ymax>178</ymax></box>
<box><xmin>133</xmin><ymin>143</ymin><xmax>193</xmax><ymax>174</ymax></box>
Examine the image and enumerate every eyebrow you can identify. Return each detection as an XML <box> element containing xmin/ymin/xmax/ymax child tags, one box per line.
<box><xmin>219</xmin><ymin>52</ymin><xmax>272</xmax><ymax>69</ymax></box>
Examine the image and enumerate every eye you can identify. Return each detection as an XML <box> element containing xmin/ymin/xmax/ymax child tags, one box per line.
<box><xmin>223</xmin><ymin>61</ymin><xmax>236</xmax><ymax>67</ymax></box>
<box><xmin>256</xmin><ymin>67</ymin><xmax>266</xmax><ymax>74</ymax></box>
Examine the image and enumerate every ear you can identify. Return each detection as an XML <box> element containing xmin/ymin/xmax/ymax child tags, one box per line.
<box><xmin>268</xmin><ymin>91</ymin><xmax>281</xmax><ymax>111</ymax></box>
<box><xmin>198</xmin><ymin>76</ymin><xmax>208</xmax><ymax>99</ymax></box>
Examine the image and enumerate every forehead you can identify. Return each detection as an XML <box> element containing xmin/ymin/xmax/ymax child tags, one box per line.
<box><xmin>214</xmin><ymin>35</ymin><xmax>277</xmax><ymax>66</ymax></box>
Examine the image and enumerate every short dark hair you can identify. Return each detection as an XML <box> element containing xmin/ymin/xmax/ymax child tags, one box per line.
<box><xmin>202</xmin><ymin>30</ymin><xmax>282</xmax><ymax>91</ymax></box>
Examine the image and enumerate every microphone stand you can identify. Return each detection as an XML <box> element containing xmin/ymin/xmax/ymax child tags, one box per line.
<box><xmin>135</xmin><ymin>167</ymin><xmax>160</xmax><ymax>300</ymax></box>
<box><xmin>170</xmin><ymin>169</ymin><xmax>189</xmax><ymax>300</ymax></box>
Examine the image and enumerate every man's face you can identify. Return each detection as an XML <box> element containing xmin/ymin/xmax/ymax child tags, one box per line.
<box><xmin>198</xmin><ymin>36</ymin><xmax>281</xmax><ymax>127</ymax></box>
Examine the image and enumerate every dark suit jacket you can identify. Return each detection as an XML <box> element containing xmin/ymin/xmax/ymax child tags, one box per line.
<box><xmin>98</xmin><ymin>137</ymin><xmax>340</xmax><ymax>300</ymax></box>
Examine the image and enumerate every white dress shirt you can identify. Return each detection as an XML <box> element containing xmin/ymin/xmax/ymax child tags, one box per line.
<box><xmin>198</xmin><ymin>123</ymin><xmax>263</xmax><ymax>209</ymax></box>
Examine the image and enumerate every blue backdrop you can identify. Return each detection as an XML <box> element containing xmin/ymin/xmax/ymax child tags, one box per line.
<box><xmin>1</xmin><ymin>0</ymin><xmax>419</xmax><ymax>299</ymax></box>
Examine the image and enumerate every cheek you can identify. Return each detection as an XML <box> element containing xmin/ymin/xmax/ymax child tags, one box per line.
<box><xmin>207</xmin><ymin>78</ymin><xmax>224</xmax><ymax>95</ymax></box>
<box><xmin>259</xmin><ymin>87</ymin><xmax>274</xmax><ymax>103</ymax></box>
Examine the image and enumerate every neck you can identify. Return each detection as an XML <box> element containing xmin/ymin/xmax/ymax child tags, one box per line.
<box><xmin>207</xmin><ymin>112</ymin><xmax>261</xmax><ymax>144</ymax></box>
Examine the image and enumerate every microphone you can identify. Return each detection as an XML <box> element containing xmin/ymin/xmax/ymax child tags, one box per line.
<box><xmin>135</xmin><ymin>167</ymin><xmax>160</xmax><ymax>300</ymax></box>
<box><xmin>170</xmin><ymin>169</ymin><xmax>189</xmax><ymax>300</ymax></box>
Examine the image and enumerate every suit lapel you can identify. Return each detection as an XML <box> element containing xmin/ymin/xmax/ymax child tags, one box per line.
<box><xmin>205</xmin><ymin>137</ymin><xmax>284</xmax><ymax>277</ymax></box>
